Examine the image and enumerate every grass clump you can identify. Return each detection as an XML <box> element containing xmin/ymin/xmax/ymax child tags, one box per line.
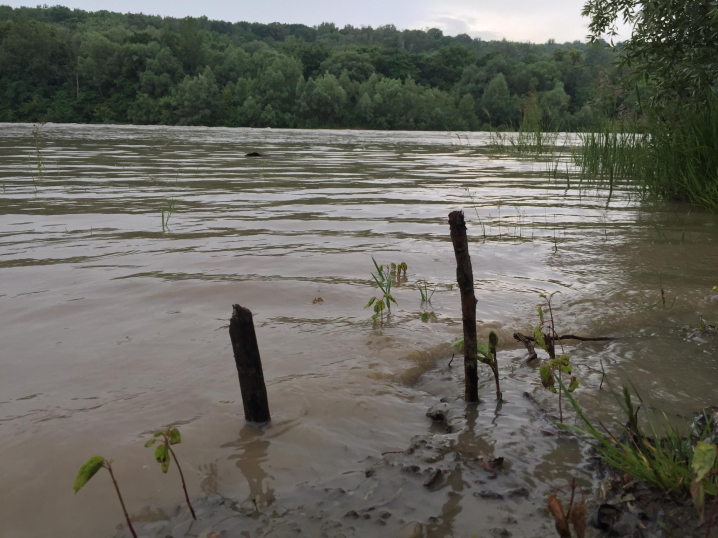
<box><xmin>576</xmin><ymin>95</ymin><xmax>718</xmax><ymax>210</ymax></box>
<box><xmin>559</xmin><ymin>379</ymin><xmax>718</xmax><ymax>514</ymax></box>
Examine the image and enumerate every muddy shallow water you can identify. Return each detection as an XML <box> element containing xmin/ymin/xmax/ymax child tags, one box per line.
<box><xmin>1</xmin><ymin>124</ymin><xmax>717</xmax><ymax>538</ymax></box>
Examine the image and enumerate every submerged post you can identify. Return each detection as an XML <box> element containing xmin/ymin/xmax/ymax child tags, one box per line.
<box><xmin>229</xmin><ymin>304</ymin><xmax>271</xmax><ymax>423</ymax></box>
<box><xmin>448</xmin><ymin>210</ymin><xmax>479</xmax><ymax>402</ymax></box>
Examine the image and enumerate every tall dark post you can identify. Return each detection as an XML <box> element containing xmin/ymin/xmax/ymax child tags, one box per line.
<box><xmin>448</xmin><ymin>211</ymin><xmax>479</xmax><ymax>402</ymax></box>
<box><xmin>229</xmin><ymin>304</ymin><xmax>271</xmax><ymax>423</ymax></box>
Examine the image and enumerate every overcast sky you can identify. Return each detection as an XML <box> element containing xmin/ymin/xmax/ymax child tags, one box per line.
<box><xmin>6</xmin><ymin>0</ymin><xmax>631</xmax><ymax>43</ymax></box>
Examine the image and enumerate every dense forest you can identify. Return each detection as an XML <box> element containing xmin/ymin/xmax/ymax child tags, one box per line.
<box><xmin>0</xmin><ymin>5</ymin><xmax>630</xmax><ymax>130</ymax></box>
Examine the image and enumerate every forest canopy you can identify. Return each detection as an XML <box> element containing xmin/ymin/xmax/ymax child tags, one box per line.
<box><xmin>0</xmin><ymin>5</ymin><xmax>631</xmax><ymax>130</ymax></box>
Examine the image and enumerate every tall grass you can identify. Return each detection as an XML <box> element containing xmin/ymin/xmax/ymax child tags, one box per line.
<box><xmin>559</xmin><ymin>378</ymin><xmax>717</xmax><ymax>496</ymax></box>
<box><xmin>576</xmin><ymin>95</ymin><xmax>718</xmax><ymax>210</ymax></box>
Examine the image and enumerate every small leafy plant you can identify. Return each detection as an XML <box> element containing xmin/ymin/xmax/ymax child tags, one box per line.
<box><xmin>533</xmin><ymin>292</ymin><xmax>579</xmax><ymax>422</ymax></box>
<box><xmin>452</xmin><ymin>331</ymin><xmax>502</xmax><ymax>400</ymax></box>
<box><xmin>365</xmin><ymin>257</ymin><xmax>398</xmax><ymax>327</ymax></box>
<box><xmin>145</xmin><ymin>426</ymin><xmax>196</xmax><ymax>520</ymax></box>
<box><xmin>73</xmin><ymin>456</ymin><xmax>137</xmax><ymax>538</ymax></box>
<box><xmin>417</xmin><ymin>280</ymin><xmax>437</xmax><ymax>303</ymax></box>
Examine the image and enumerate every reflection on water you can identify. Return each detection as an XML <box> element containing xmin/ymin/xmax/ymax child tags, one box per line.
<box><xmin>1</xmin><ymin>123</ymin><xmax>717</xmax><ymax>537</ymax></box>
<box><xmin>225</xmin><ymin>424</ymin><xmax>275</xmax><ymax>507</ymax></box>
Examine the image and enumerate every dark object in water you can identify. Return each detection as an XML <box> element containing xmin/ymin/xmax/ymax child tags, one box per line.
<box><xmin>448</xmin><ymin>210</ymin><xmax>479</xmax><ymax>402</ymax></box>
<box><xmin>245</xmin><ymin>152</ymin><xmax>262</xmax><ymax>157</ymax></box>
<box><xmin>229</xmin><ymin>304</ymin><xmax>271</xmax><ymax>423</ymax></box>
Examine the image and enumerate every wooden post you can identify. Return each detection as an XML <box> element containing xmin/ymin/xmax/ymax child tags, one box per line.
<box><xmin>229</xmin><ymin>304</ymin><xmax>271</xmax><ymax>423</ymax></box>
<box><xmin>448</xmin><ymin>210</ymin><xmax>479</xmax><ymax>402</ymax></box>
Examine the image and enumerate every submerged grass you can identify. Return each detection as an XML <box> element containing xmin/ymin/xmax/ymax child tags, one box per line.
<box><xmin>559</xmin><ymin>378</ymin><xmax>717</xmax><ymax>498</ymax></box>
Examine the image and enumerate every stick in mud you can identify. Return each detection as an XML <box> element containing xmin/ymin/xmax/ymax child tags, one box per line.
<box><xmin>448</xmin><ymin>210</ymin><xmax>479</xmax><ymax>402</ymax></box>
<box><xmin>229</xmin><ymin>304</ymin><xmax>271</xmax><ymax>423</ymax></box>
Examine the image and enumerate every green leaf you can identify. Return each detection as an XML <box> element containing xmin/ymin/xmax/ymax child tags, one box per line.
<box><xmin>386</xmin><ymin>293</ymin><xmax>398</xmax><ymax>306</ymax></box>
<box><xmin>169</xmin><ymin>428</ymin><xmax>181</xmax><ymax>445</ymax></box>
<box><xmin>568</xmin><ymin>377</ymin><xmax>580</xmax><ymax>392</ymax></box>
<box><xmin>477</xmin><ymin>342</ymin><xmax>494</xmax><ymax>364</ymax></box>
<box><xmin>153</xmin><ymin>431</ymin><xmax>162</xmax><ymax>438</ymax></box>
<box><xmin>371</xmin><ymin>257</ymin><xmax>385</xmax><ymax>282</ymax></box>
<box><xmin>534</xmin><ymin>325</ymin><xmax>548</xmax><ymax>352</ymax></box>
<box><xmin>692</xmin><ymin>441</ymin><xmax>717</xmax><ymax>482</ymax></box>
<box><xmin>691</xmin><ymin>479</ymin><xmax>705</xmax><ymax>518</ymax></box>
<box><xmin>540</xmin><ymin>364</ymin><xmax>555</xmax><ymax>389</ymax></box>
<box><xmin>154</xmin><ymin>444</ymin><xmax>171</xmax><ymax>473</ymax></box>
<box><xmin>536</xmin><ymin>305</ymin><xmax>544</xmax><ymax>323</ymax></box>
<box><xmin>364</xmin><ymin>297</ymin><xmax>376</xmax><ymax>308</ymax></box>
<box><xmin>72</xmin><ymin>456</ymin><xmax>104</xmax><ymax>494</ymax></box>
<box><xmin>144</xmin><ymin>439</ymin><xmax>156</xmax><ymax>448</ymax></box>
<box><xmin>421</xmin><ymin>312</ymin><xmax>429</xmax><ymax>322</ymax></box>
<box><xmin>452</xmin><ymin>338</ymin><xmax>464</xmax><ymax>351</ymax></box>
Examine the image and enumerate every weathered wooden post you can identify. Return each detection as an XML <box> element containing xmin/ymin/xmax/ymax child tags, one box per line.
<box><xmin>229</xmin><ymin>304</ymin><xmax>271</xmax><ymax>423</ymax></box>
<box><xmin>448</xmin><ymin>210</ymin><xmax>479</xmax><ymax>402</ymax></box>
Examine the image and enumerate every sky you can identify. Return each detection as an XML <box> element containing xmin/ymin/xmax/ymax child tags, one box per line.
<box><xmin>5</xmin><ymin>0</ymin><xmax>631</xmax><ymax>43</ymax></box>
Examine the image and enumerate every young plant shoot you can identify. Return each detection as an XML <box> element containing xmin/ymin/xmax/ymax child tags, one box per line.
<box><xmin>72</xmin><ymin>456</ymin><xmax>138</xmax><ymax>538</ymax></box>
<box><xmin>534</xmin><ymin>292</ymin><xmax>579</xmax><ymax>422</ymax></box>
<box><xmin>365</xmin><ymin>257</ymin><xmax>402</xmax><ymax>327</ymax></box>
<box><xmin>145</xmin><ymin>426</ymin><xmax>197</xmax><ymax>520</ymax></box>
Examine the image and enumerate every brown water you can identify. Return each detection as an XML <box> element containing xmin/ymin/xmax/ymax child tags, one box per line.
<box><xmin>1</xmin><ymin>124</ymin><xmax>717</xmax><ymax>538</ymax></box>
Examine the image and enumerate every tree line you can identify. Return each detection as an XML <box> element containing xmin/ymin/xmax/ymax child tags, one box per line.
<box><xmin>0</xmin><ymin>5</ymin><xmax>632</xmax><ymax>130</ymax></box>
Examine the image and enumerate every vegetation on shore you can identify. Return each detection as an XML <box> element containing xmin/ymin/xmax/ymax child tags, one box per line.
<box><xmin>579</xmin><ymin>0</ymin><xmax>718</xmax><ymax>209</ymax></box>
<box><xmin>0</xmin><ymin>5</ymin><xmax>628</xmax><ymax>130</ymax></box>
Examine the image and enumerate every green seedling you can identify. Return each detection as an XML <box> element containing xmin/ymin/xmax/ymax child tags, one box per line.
<box><xmin>454</xmin><ymin>333</ymin><xmax>502</xmax><ymax>399</ymax></box>
<box><xmin>533</xmin><ymin>292</ymin><xmax>579</xmax><ymax>423</ymax></box>
<box><xmin>72</xmin><ymin>456</ymin><xmax>137</xmax><ymax>538</ymax></box>
<box><xmin>390</xmin><ymin>262</ymin><xmax>408</xmax><ymax>279</ymax></box>
<box><xmin>145</xmin><ymin>426</ymin><xmax>196</xmax><ymax>520</ymax></box>
<box><xmin>420</xmin><ymin>311</ymin><xmax>437</xmax><ymax>322</ymax></box>
<box><xmin>417</xmin><ymin>280</ymin><xmax>437</xmax><ymax>303</ymax></box>
<box><xmin>161</xmin><ymin>200</ymin><xmax>176</xmax><ymax>233</ymax></box>
<box><xmin>446</xmin><ymin>284</ymin><xmax>454</xmax><ymax>291</ymax></box>
<box><xmin>488</xmin><ymin>331</ymin><xmax>502</xmax><ymax>401</ymax></box>
<box><xmin>365</xmin><ymin>257</ymin><xmax>398</xmax><ymax>326</ymax></box>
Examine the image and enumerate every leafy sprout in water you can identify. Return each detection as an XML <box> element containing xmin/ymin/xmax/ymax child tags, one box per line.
<box><xmin>145</xmin><ymin>426</ymin><xmax>197</xmax><ymax>520</ymax></box>
<box><xmin>533</xmin><ymin>291</ymin><xmax>578</xmax><ymax>423</ymax></box>
<box><xmin>161</xmin><ymin>199</ymin><xmax>176</xmax><ymax>233</ymax></box>
<box><xmin>453</xmin><ymin>331</ymin><xmax>502</xmax><ymax>399</ymax></box>
<box><xmin>72</xmin><ymin>456</ymin><xmax>138</xmax><ymax>538</ymax></box>
<box><xmin>365</xmin><ymin>257</ymin><xmax>399</xmax><ymax>327</ymax></box>
<box><xmin>452</xmin><ymin>337</ymin><xmax>494</xmax><ymax>366</ymax></box>
<box><xmin>417</xmin><ymin>280</ymin><xmax>437</xmax><ymax>303</ymax></box>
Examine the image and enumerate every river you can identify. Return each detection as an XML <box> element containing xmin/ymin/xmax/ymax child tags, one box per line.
<box><xmin>1</xmin><ymin>124</ymin><xmax>717</xmax><ymax>537</ymax></box>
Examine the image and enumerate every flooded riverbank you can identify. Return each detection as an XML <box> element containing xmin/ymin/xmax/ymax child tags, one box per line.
<box><xmin>1</xmin><ymin>124</ymin><xmax>717</xmax><ymax>537</ymax></box>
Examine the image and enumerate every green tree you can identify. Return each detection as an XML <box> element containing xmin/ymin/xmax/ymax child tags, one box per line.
<box><xmin>481</xmin><ymin>73</ymin><xmax>514</xmax><ymax>127</ymax></box>
<box><xmin>170</xmin><ymin>67</ymin><xmax>221</xmax><ymax>125</ymax></box>
<box><xmin>583</xmin><ymin>0</ymin><xmax>718</xmax><ymax>107</ymax></box>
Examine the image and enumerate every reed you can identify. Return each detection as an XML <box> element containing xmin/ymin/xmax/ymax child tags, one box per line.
<box><xmin>575</xmin><ymin>95</ymin><xmax>718</xmax><ymax>210</ymax></box>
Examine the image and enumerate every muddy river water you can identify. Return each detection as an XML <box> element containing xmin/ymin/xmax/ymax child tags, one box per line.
<box><xmin>1</xmin><ymin>124</ymin><xmax>717</xmax><ymax>538</ymax></box>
